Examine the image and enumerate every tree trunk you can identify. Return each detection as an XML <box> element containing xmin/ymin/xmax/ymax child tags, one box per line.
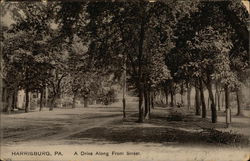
<box><xmin>144</xmin><ymin>88</ymin><xmax>148</xmax><ymax>118</ymax></box>
<box><xmin>138</xmin><ymin>88</ymin><xmax>144</xmax><ymax>123</ymax></box>
<box><xmin>181</xmin><ymin>94</ymin><xmax>183</xmax><ymax>105</ymax></box>
<box><xmin>72</xmin><ymin>94</ymin><xmax>76</xmax><ymax>108</ymax></box>
<box><xmin>221</xmin><ymin>90</ymin><xmax>225</xmax><ymax>110</ymax></box>
<box><xmin>40</xmin><ymin>89</ymin><xmax>43</xmax><ymax>111</ymax></box>
<box><xmin>12</xmin><ymin>90</ymin><xmax>18</xmax><ymax>110</ymax></box>
<box><xmin>84</xmin><ymin>96</ymin><xmax>88</xmax><ymax>108</ymax></box>
<box><xmin>170</xmin><ymin>91</ymin><xmax>174</xmax><ymax>107</ymax></box>
<box><xmin>187</xmin><ymin>84</ymin><xmax>191</xmax><ymax>110</ymax></box>
<box><xmin>147</xmin><ymin>89</ymin><xmax>151</xmax><ymax>118</ymax></box>
<box><xmin>207</xmin><ymin>96</ymin><xmax>210</xmax><ymax>110</ymax></box>
<box><xmin>215</xmin><ymin>88</ymin><xmax>217</xmax><ymax>107</ymax></box>
<box><xmin>25</xmin><ymin>89</ymin><xmax>29</xmax><ymax>113</ymax></box>
<box><xmin>137</xmin><ymin>11</ymin><xmax>145</xmax><ymax>123</ymax></box>
<box><xmin>6</xmin><ymin>91</ymin><xmax>13</xmax><ymax>114</ymax></box>
<box><xmin>180</xmin><ymin>83</ymin><xmax>184</xmax><ymax>104</ymax></box>
<box><xmin>224</xmin><ymin>85</ymin><xmax>232</xmax><ymax>123</ymax></box>
<box><xmin>0</xmin><ymin>76</ymin><xmax>3</xmax><ymax>112</ymax></box>
<box><xmin>160</xmin><ymin>91</ymin><xmax>164</xmax><ymax>104</ymax></box>
<box><xmin>207</xmin><ymin>79</ymin><xmax>217</xmax><ymax>123</ymax></box>
<box><xmin>174</xmin><ymin>94</ymin><xmax>176</xmax><ymax>106</ymax></box>
<box><xmin>144</xmin><ymin>86</ymin><xmax>150</xmax><ymax>120</ymax></box>
<box><xmin>122</xmin><ymin>57</ymin><xmax>126</xmax><ymax>118</ymax></box>
<box><xmin>49</xmin><ymin>101</ymin><xmax>54</xmax><ymax>111</ymax></box>
<box><xmin>151</xmin><ymin>91</ymin><xmax>154</xmax><ymax>109</ymax></box>
<box><xmin>164</xmin><ymin>88</ymin><xmax>169</xmax><ymax>106</ymax></box>
<box><xmin>199</xmin><ymin>78</ymin><xmax>206</xmax><ymax>118</ymax></box>
<box><xmin>236</xmin><ymin>88</ymin><xmax>242</xmax><ymax>116</ymax></box>
<box><xmin>215</xmin><ymin>83</ymin><xmax>221</xmax><ymax>111</ymax></box>
<box><xmin>195</xmin><ymin>87</ymin><xmax>201</xmax><ymax>115</ymax></box>
<box><xmin>217</xmin><ymin>91</ymin><xmax>221</xmax><ymax>111</ymax></box>
<box><xmin>44</xmin><ymin>86</ymin><xmax>48</xmax><ymax>107</ymax></box>
<box><xmin>49</xmin><ymin>95</ymin><xmax>55</xmax><ymax>111</ymax></box>
<box><xmin>224</xmin><ymin>85</ymin><xmax>230</xmax><ymax>110</ymax></box>
<box><xmin>122</xmin><ymin>97</ymin><xmax>126</xmax><ymax>118</ymax></box>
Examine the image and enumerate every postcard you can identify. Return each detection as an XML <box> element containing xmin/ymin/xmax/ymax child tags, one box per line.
<box><xmin>0</xmin><ymin>0</ymin><xmax>249</xmax><ymax>161</ymax></box>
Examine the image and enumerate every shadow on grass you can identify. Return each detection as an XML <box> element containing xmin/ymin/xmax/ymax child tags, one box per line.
<box><xmin>1</xmin><ymin>109</ymin><xmax>39</xmax><ymax>115</ymax></box>
<box><xmin>67</xmin><ymin>109</ymin><xmax>249</xmax><ymax>146</ymax></box>
<box><xmin>122</xmin><ymin>110</ymin><xmax>226</xmax><ymax>129</ymax></box>
<box><xmin>67</xmin><ymin>127</ymin><xmax>199</xmax><ymax>143</ymax></box>
<box><xmin>98</xmin><ymin>109</ymin><xmax>138</xmax><ymax>113</ymax></box>
<box><xmin>67</xmin><ymin>126</ymin><xmax>249</xmax><ymax>146</ymax></box>
<box><xmin>84</xmin><ymin>114</ymin><xmax>122</xmax><ymax>119</ymax></box>
<box><xmin>3</xmin><ymin>126</ymin><xmax>63</xmax><ymax>143</ymax></box>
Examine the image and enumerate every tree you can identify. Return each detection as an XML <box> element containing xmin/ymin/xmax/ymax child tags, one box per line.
<box><xmin>84</xmin><ymin>1</ymin><xmax>179</xmax><ymax>122</ymax></box>
<box><xmin>195</xmin><ymin>85</ymin><xmax>201</xmax><ymax>115</ymax></box>
<box><xmin>3</xmin><ymin>29</ymin><xmax>53</xmax><ymax>112</ymax></box>
<box><xmin>2</xmin><ymin>2</ymin><xmax>59</xmax><ymax>112</ymax></box>
<box><xmin>172</xmin><ymin>1</ymin><xmax>248</xmax><ymax>123</ymax></box>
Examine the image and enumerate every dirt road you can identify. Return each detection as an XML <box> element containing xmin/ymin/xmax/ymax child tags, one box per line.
<box><xmin>1</xmin><ymin>102</ymin><xmax>138</xmax><ymax>145</ymax></box>
<box><xmin>1</xmin><ymin>101</ymin><xmax>250</xmax><ymax>161</ymax></box>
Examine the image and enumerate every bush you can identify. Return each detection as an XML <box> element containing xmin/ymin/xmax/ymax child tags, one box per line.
<box><xmin>97</xmin><ymin>89</ymin><xmax>118</xmax><ymax>105</ymax></box>
<box><xmin>166</xmin><ymin>110</ymin><xmax>185</xmax><ymax>121</ymax></box>
<box><xmin>199</xmin><ymin>128</ymin><xmax>249</xmax><ymax>145</ymax></box>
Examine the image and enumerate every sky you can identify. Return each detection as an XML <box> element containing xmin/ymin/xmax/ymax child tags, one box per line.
<box><xmin>1</xmin><ymin>11</ymin><xmax>15</xmax><ymax>27</ymax></box>
<box><xmin>242</xmin><ymin>1</ymin><xmax>249</xmax><ymax>13</ymax></box>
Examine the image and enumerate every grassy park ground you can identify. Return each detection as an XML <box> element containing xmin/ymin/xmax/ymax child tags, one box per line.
<box><xmin>1</xmin><ymin>99</ymin><xmax>250</xmax><ymax>161</ymax></box>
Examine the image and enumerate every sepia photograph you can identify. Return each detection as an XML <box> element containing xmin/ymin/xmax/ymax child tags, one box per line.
<box><xmin>0</xmin><ymin>0</ymin><xmax>250</xmax><ymax>161</ymax></box>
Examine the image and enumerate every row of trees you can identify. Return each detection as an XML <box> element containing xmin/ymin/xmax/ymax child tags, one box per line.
<box><xmin>1</xmin><ymin>2</ymin><xmax>118</xmax><ymax>112</ymax></box>
<box><xmin>168</xmin><ymin>1</ymin><xmax>249</xmax><ymax>123</ymax></box>
<box><xmin>1</xmin><ymin>0</ymin><xmax>249</xmax><ymax>123</ymax></box>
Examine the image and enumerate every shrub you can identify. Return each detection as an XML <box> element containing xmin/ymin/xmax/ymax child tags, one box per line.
<box><xmin>199</xmin><ymin>128</ymin><xmax>249</xmax><ymax>145</ymax></box>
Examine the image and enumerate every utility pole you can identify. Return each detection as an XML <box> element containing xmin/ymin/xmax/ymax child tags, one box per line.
<box><xmin>122</xmin><ymin>53</ymin><xmax>126</xmax><ymax>119</ymax></box>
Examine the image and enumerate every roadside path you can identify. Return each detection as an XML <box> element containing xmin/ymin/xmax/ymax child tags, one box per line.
<box><xmin>1</xmin><ymin>103</ymin><xmax>249</xmax><ymax>161</ymax></box>
<box><xmin>1</xmin><ymin>102</ymin><xmax>138</xmax><ymax>145</ymax></box>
